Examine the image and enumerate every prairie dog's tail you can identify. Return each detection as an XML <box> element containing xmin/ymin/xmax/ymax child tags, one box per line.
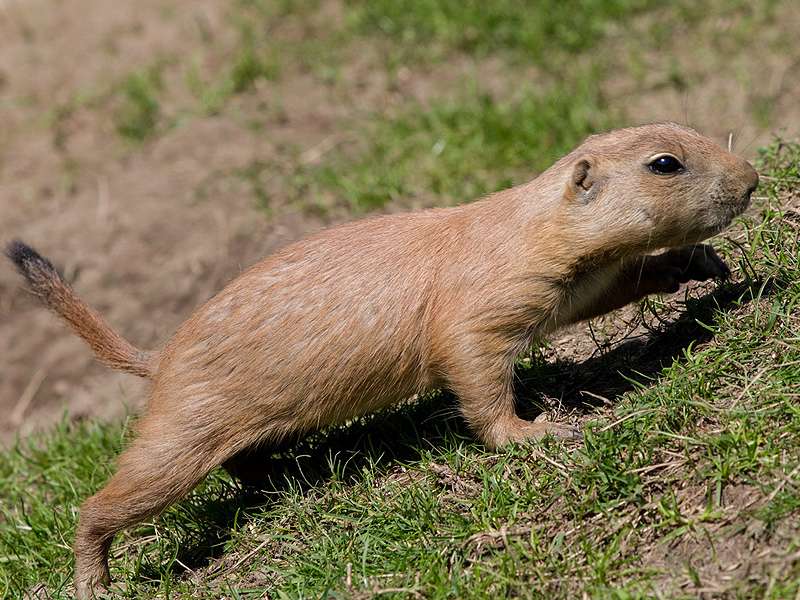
<box><xmin>5</xmin><ymin>240</ymin><xmax>154</xmax><ymax>378</ymax></box>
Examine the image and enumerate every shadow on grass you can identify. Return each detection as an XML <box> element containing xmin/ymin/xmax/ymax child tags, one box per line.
<box><xmin>154</xmin><ymin>277</ymin><xmax>772</xmax><ymax>577</ymax></box>
<box><xmin>517</xmin><ymin>277</ymin><xmax>774</xmax><ymax>415</ymax></box>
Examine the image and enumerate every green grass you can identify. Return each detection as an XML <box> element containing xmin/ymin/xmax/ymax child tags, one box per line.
<box><xmin>115</xmin><ymin>67</ymin><xmax>164</xmax><ymax>142</ymax></box>
<box><xmin>188</xmin><ymin>31</ymin><xmax>280</xmax><ymax>116</ymax></box>
<box><xmin>1</xmin><ymin>140</ymin><xmax>799</xmax><ymax>598</ymax></box>
<box><xmin>345</xmin><ymin>0</ymin><xmax>663</xmax><ymax>64</ymax></box>
<box><xmin>287</xmin><ymin>76</ymin><xmax>615</xmax><ymax>211</ymax></box>
<box><xmin>86</xmin><ymin>0</ymin><xmax>778</xmax><ymax>158</ymax></box>
<box><xmin>225</xmin><ymin>0</ymin><xmax>773</xmax><ymax>215</ymax></box>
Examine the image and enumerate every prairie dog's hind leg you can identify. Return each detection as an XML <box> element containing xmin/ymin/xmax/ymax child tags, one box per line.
<box><xmin>73</xmin><ymin>412</ymin><xmax>242</xmax><ymax>599</ymax></box>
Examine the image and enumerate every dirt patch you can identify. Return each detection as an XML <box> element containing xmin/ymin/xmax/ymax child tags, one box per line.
<box><xmin>0</xmin><ymin>0</ymin><xmax>317</xmax><ymax>441</ymax></box>
<box><xmin>603</xmin><ymin>1</ymin><xmax>800</xmax><ymax>152</ymax></box>
<box><xmin>0</xmin><ymin>0</ymin><xmax>523</xmax><ymax>443</ymax></box>
<box><xmin>1</xmin><ymin>0</ymin><xmax>799</xmax><ymax>446</ymax></box>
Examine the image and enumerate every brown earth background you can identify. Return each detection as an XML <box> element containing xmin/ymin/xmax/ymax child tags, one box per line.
<box><xmin>1</xmin><ymin>0</ymin><xmax>799</xmax><ymax>444</ymax></box>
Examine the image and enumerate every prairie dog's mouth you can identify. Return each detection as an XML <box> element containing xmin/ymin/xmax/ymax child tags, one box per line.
<box><xmin>709</xmin><ymin>192</ymin><xmax>751</xmax><ymax>233</ymax></box>
<box><xmin>686</xmin><ymin>207</ymin><xmax>740</xmax><ymax>245</ymax></box>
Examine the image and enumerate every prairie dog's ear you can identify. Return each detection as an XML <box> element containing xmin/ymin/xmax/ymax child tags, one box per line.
<box><xmin>567</xmin><ymin>156</ymin><xmax>601</xmax><ymax>203</ymax></box>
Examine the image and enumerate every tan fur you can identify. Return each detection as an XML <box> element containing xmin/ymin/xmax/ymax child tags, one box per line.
<box><xmin>6</xmin><ymin>123</ymin><xmax>758</xmax><ymax>598</ymax></box>
<box><xmin>5</xmin><ymin>243</ymin><xmax>154</xmax><ymax>377</ymax></box>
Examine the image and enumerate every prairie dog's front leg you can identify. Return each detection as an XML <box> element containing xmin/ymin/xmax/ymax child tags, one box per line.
<box><xmin>574</xmin><ymin>244</ymin><xmax>730</xmax><ymax>323</ymax></box>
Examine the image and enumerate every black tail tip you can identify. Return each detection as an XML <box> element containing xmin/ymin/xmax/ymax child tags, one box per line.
<box><xmin>5</xmin><ymin>239</ymin><xmax>57</xmax><ymax>279</ymax></box>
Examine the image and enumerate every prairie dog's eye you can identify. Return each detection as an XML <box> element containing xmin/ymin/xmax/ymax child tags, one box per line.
<box><xmin>648</xmin><ymin>154</ymin><xmax>684</xmax><ymax>175</ymax></box>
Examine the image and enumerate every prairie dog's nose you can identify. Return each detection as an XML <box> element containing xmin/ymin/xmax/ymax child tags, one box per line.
<box><xmin>743</xmin><ymin>160</ymin><xmax>759</xmax><ymax>198</ymax></box>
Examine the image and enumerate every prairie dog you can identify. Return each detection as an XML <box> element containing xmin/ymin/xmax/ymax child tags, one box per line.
<box><xmin>6</xmin><ymin>122</ymin><xmax>758</xmax><ymax>598</ymax></box>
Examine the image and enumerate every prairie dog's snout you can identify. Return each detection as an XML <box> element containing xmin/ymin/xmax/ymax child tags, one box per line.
<box><xmin>707</xmin><ymin>153</ymin><xmax>759</xmax><ymax>232</ymax></box>
<box><xmin>743</xmin><ymin>161</ymin><xmax>760</xmax><ymax>198</ymax></box>
<box><xmin>6</xmin><ymin>121</ymin><xmax>759</xmax><ymax>599</ymax></box>
<box><xmin>734</xmin><ymin>157</ymin><xmax>759</xmax><ymax>209</ymax></box>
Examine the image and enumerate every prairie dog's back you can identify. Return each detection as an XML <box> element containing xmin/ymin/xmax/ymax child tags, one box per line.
<box><xmin>156</xmin><ymin>205</ymin><xmax>478</xmax><ymax>430</ymax></box>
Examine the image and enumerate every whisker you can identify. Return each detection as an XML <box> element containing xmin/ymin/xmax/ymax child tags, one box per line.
<box><xmin>681</xmin><ymin>91</ymin><xmax>692</xmax><ymax>130</ymax></box>
<box><xmin>737</xmin><ymin>129</ymin><xmax>765</xmax><ymax>156</ymax></box>
<box><xmin>759</xmin><ymin>175</ymin><xmax>800</xmax><ymax>183</ymax></box>
<box><xmin>636</xmin><ymin>255</ymin><xmax>646</xmax><ymax>292</ymax></box>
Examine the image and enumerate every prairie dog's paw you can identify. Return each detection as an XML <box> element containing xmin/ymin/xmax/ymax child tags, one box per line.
<box><xmin>661</xmin><ymin>244</ymin><xmax>730</xmax><ymax>284</ymax></box>
<box><xmin>522</xmin><ymin>420</ymin><xmax>583</xmax><ymax>442</ymax></box>
<box><xmin>75</xmin><ymin>579</ymin><xmax>109</xmax><ymax>600</ymax></box>
<box><xmin>484</xmin><ymin>417</ymin><xmax>582</xmax><ymax>448</ymax></box>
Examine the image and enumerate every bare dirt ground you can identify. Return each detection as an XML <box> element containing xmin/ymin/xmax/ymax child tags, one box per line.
<box><xmin>1</xmin><ymin>0</ymin><xmax>798</xmax><ymax>444</ymax></box>
<box><xmin>0</xmin><ymin>0</ymin><xmax>313</xmax><ymax>440</ymax></box>
<box><xmin>0</xmin><ymin>0</ymin><xmax>510</xmax><ymax>442</ymax></box>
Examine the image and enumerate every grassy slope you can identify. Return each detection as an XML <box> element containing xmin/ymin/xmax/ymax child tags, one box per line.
<box><xmin>2</xmin><ymin>144</ymin><xmax>799</xmax><ymax>600</ymax></box>
<box><xmin>2</xmin><ymin>1</ymin><xmax>800</xmax><ymax>598</ymax></box>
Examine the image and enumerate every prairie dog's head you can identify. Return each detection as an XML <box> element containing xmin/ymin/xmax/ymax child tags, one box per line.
<box><xmin>560</xmin><ymin>122</ymin><xmax>759</xmax><ymax>253</ymax></box>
